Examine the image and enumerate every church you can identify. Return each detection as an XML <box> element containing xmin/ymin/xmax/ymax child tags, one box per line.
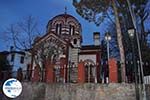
<box><xmin>31</xmin><ymin>12</ymin><xmax>102</xmax><ymax>83</ymax></box>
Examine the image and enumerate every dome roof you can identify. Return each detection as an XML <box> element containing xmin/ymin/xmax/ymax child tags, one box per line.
<box><xmin>51</xmin><ymin>13</ymin><xmax>80</xmax><ymax>23</ymax></box>
<box><xmin>46</xmin><ymin>13</ymin><xmax>82</xmax><ymax>34</ymax></box>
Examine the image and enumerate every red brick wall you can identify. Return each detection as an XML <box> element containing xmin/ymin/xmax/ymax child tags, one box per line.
<box><xmin>78</xmin><ymin>61</ymin><xmax>85</xmax><ymax>83</ymax></box>
<box><xmin>109</xmin><ymin>58</ymin><xmax>118</xmax><ymax>83</ymax></box>
<box><xmin>32</xmin><ymin>65</ymin><xmax>40</xmax><ymax>82</ymax></box>
<box><xmin>45</xmin><ymin>60</ymin><xmax>54</xmax><ymax>83</ymax></box>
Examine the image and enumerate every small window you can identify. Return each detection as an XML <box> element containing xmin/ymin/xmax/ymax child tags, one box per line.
<box><xmin>72</xmin><ymin>26</ymin><xmax>75</xmax><ymax>35</ymax></box>
<box><xmin>11</xmin><ymin>54</ymin><xmax>15</xmax><ymax>62</ymax></box>
<box><xmin>56</xmin><ymin>24</ymin><xmax>59</xmax><ymax>34</ymax></box>
<box><xmin>69</xmin><ymin>25</ymin><xmax>72</xmax><ymax>35</ymax></box>
<box><xmin>69</xmin><ymin>25</ymin><xmax>75</xmax><ymax>35</ymax></box>
<box><xmin>59</xmin><ymin>24</ymin><xmax>62</xmax><ymax>35</ymax></box>
<box><xmin>20</xmin><ymin>56</ymin><xmax>24</xmax><ymax>64</ymax></box>
<box><xmin>74</xmin><ymin>39</ymin><xmax>77</xmax><ymax>44</ymax></box>
<box><xmin>56</xmin><ymin>24</ymin><xmax>62</xmax><ymax>35</ymax></box>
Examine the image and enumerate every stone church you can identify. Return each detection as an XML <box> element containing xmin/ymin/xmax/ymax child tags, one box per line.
<box><xmin>31</xmin><ymin>12</ymin><xmax>101</xmax><ymax>83</ymax></box>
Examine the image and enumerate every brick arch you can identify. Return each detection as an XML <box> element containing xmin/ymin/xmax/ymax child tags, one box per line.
<box><xmin>84</xmin><ymin>59</ymin><xmax>95</xmax><ymax>66</ymax></box>
<box><xmin>68</xmin><ymin>21</ymin><xmax>77</xmax><ymax>27</ymax></box>
<box><xmin>68</xmin><ymin>20</ymin><xmax>80</xmax><ymax>30</ymax></box>
<box><xmin>52</xmin><ymin>20</ymin><xmax>64</xmax><ymax>26</ymax></box>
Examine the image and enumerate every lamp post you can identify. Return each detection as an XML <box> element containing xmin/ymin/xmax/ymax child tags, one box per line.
<box><xmin>105</xmin><ymin>32</ymin><xmax>111</xmax><ymax>83</ymax></box>
<box><xmin>128</xmin><ymin>28</ymin><xmax>140</xmax><ymax>100</ymax></box>
<box><xmin>105</xmin><ymin>32</ymin><xmax>111</xmax><ymax>61</ymax></box>
<box><xmin>126</xmin><ymin>0</ymin><xmax>146</xmax><ymax>99</ymax></box>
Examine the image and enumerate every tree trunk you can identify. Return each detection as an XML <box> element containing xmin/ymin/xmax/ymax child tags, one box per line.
<box><xmin>112</xmin><ymin>0</ymin><xmax>126</xmax><ymax>82</ymax></box>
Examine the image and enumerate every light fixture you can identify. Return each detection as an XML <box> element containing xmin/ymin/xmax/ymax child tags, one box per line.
<box><xmin>128</xmin><ymin>28</ymin><xmax>135</xmax><ymax>38</ymax></box>
<box><xmin>105</xmin><ymin>32</ymin><xmax>111</xmax><ymax>41</ymax></box>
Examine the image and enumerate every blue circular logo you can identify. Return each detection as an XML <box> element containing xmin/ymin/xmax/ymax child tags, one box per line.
<box><xmin>2</xmin><ymin>78</ymin><xmax>22</xmax><ymax>98</ymax></box>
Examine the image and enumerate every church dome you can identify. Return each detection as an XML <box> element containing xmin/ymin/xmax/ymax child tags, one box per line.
<box><xmin>46</xmin><ymin>13</ymin><xmax>82</xmax><ymax>37</ymax></box>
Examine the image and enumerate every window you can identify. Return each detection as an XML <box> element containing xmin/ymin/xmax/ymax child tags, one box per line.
<box><xmin>56</xmin><ymin>24</ymin><xmax>62</xmax><ymax>35</ymax></box>
<box><xmin>69</xmin><ymin>25</ymin><xmax>71</xmax><ymax>35</ymax></box>
<box><xmin>59</xmin><ymin>24</ymin><xmax>62</xmax><ymax>35</ymax></box>
<box><xmin>73</xmin><ymin>39</ymin><xmax>77</xmax><ymax>44</ymax></box>
<box><xmin>20</xmin><ymin>56</ymin><xmax>24</xmax><ymax>64</ymax></box>
<box><xmin>72</xmin><ymin>26</ymin><xmax>75</xmax><ymax>35</ymax></box>
<box><xmin>11</xmin><ymin>54</ymin><xmax>15</xmax><ymax>62</ymax></box>
<box><xmin>56</xmin><ymin>24</ymin><xmax>59</xmax><ymax>34</ymax></box>
<box><xmin>69</xmin><ymin>25</ymin><xmax>75</xmax><ymax>35</ymax></box>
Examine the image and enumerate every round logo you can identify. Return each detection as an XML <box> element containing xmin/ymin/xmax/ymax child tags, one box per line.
<box><xmin>2</xmin><ymin>78</ymin><xmax>22</xmax><ymax>98</ymax></box>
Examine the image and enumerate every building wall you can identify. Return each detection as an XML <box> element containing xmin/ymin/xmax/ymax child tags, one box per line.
<box><xmin>7</xmin><ymin>52</ymin><xmax>31</xmax><ymax>71</ymax></box>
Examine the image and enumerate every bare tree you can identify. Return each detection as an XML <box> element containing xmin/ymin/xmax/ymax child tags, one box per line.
<box><xmin>3</xmin><ymin>16</ymin><xmax>42</xmax><ymax>50</ymax></box>
<box><xmin>32</xmin><ymin>37</ymin><xmax>66</xmax><ymax>81</ymax></box>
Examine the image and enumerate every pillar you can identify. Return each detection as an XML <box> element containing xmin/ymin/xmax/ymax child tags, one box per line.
<box><xmin>60</xmin><ymin>58</ymin><xmax>67</xmax><ymax>83</ymax></box>
<box><xmin>109</xmin><ymin>58</ymin><xmax>118</xmax><ymax>83</ymax></box>
<box><xmin>45</xmin><ymin>60</ymin><xmax>54</xmax><ymax>83</ymax></box>
<box><xmin>78</xmin><ymin>60</ymin><xmax>85</xmax><ymax>83</ymax></box>
<box><xmin>32</xmin><ymin>65</ymin><xmax>40</xmax><ymax>82</ymax></box>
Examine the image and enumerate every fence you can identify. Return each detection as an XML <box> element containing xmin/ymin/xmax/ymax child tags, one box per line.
<box><xmin>0</xmin><ymin>66</ymin><xmax>78</xmax><ymax>83</ymax></box>
<box><xmin>1</xmin><ymin>60</ymin><xmax>150</xmax><ymax>84</ymax></box>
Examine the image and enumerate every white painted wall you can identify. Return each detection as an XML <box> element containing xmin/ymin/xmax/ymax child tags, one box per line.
<box><xmin>7</xmin><ymin>52</ymin><xmax>31</xmax><ymax>72</ymax></box>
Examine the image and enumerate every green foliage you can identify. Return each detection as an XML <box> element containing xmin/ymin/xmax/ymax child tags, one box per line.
<box><xmin>73</xmin><ymin>0</ymin><xmax>150</xmax><ymax>75</ymax></box>
<box><xmin>73</xmin><ymin>0</ymin><xmax>111</xmax><ymax>26</ymax></box>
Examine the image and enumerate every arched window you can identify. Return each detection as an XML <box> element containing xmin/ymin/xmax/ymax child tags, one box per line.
<box><xmin>84</xmin><ymin>59</ymin><xmax>95</xmax><ymax>83</ymax></box>
<box><xmin>69</xmin><ymin>25</ymin><xmax>71</xmax><ymax>35</ymax></box>
<box><xmin>59</xmin><ymin>24</ymin><xmax>62</xmax><ymax>35</ymax></box>
<box><xmin>56</xmin><ymin>24</ymin><xmax>59</xmax><ymax>34</ymax></box>
<box><xmin>73</xmin><ymin>39</ymin><xmax>77</xmax><ymax>44</ymax></box>
<box><xmin>69</xmin><ymin>25</ymin><xmax>75</xmax><ymax>35</ymax></box>
<box><xmin>56</xmin><ymin>24</ymin><xmax>62</xmax><ymax>35</ymax></box>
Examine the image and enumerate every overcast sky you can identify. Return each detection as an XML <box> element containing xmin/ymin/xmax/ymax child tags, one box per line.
<box><xmin>0</xmin><ymin>0</ymin><xmax>109</xmax><ymax>51</ymax></box>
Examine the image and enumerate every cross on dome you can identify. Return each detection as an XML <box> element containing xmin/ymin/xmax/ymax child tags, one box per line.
<box><xmin>64</xmin><ymin>6</ymin><xmax>67</xmax><ymax>14</ymax></box>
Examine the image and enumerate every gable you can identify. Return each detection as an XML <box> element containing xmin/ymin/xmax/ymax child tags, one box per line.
<box><xmin>33</xmin><ymin>32</ymin><xmax>67</xmax><ymax>48</ymax></box>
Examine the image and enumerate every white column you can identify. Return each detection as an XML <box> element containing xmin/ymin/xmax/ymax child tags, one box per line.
<box><xmin>94</xmin><ymin>65</ymin><xmax>97</xmax><ymax>83</ymax></box>
<box><xmin>63</xmin><ymin>65</ymin><xmax>66</xmax><ymax>83</ymax></box>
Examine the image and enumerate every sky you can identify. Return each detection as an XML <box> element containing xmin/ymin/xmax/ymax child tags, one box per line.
<box><xmin>0</xmin><ymin>0</ymin><xmax>108</xmax><ymax>51</ymax></box>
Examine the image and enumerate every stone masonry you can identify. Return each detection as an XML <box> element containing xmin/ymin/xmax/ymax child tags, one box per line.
<box><xmin>1</xmin><ymin>82</ymin><xmax>137</xmax><ymax>100</ymax></box>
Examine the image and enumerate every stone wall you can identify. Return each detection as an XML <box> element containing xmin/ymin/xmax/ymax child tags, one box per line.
<box><xmin>1</xmin><ymin>82</ymin><xmax>137</xmax><ymax>100</ymax></box>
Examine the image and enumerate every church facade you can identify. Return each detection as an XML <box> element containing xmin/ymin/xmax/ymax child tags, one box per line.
<box><xmin>31</xmin><ymin>13</ymin><xmax>102</xmax><ymax>83</ymax></box>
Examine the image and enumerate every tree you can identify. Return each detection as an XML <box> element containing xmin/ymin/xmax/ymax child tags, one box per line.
<box><xmin>0</xmin><ymin>52</ymin><xmax>11</xmax><ymax>80</ymax></box>
<box><xmin>117</xmin><ymin>0</ymin><xmax>150</xmax><ymax>77</ymax></box>
<box><xmin>73</xmin><ymin>0</ymin><xmax>126</xmax><ymax>82</ymax></box>
<box><xmin>3</xmin><ymin>16</ymin><xmax>41</xmax><ymax>50</ymax></box>
<box><xmin>32</xmin><ymin>36</ymin><xmax>66</xmax><ymax>81</ymax></box>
